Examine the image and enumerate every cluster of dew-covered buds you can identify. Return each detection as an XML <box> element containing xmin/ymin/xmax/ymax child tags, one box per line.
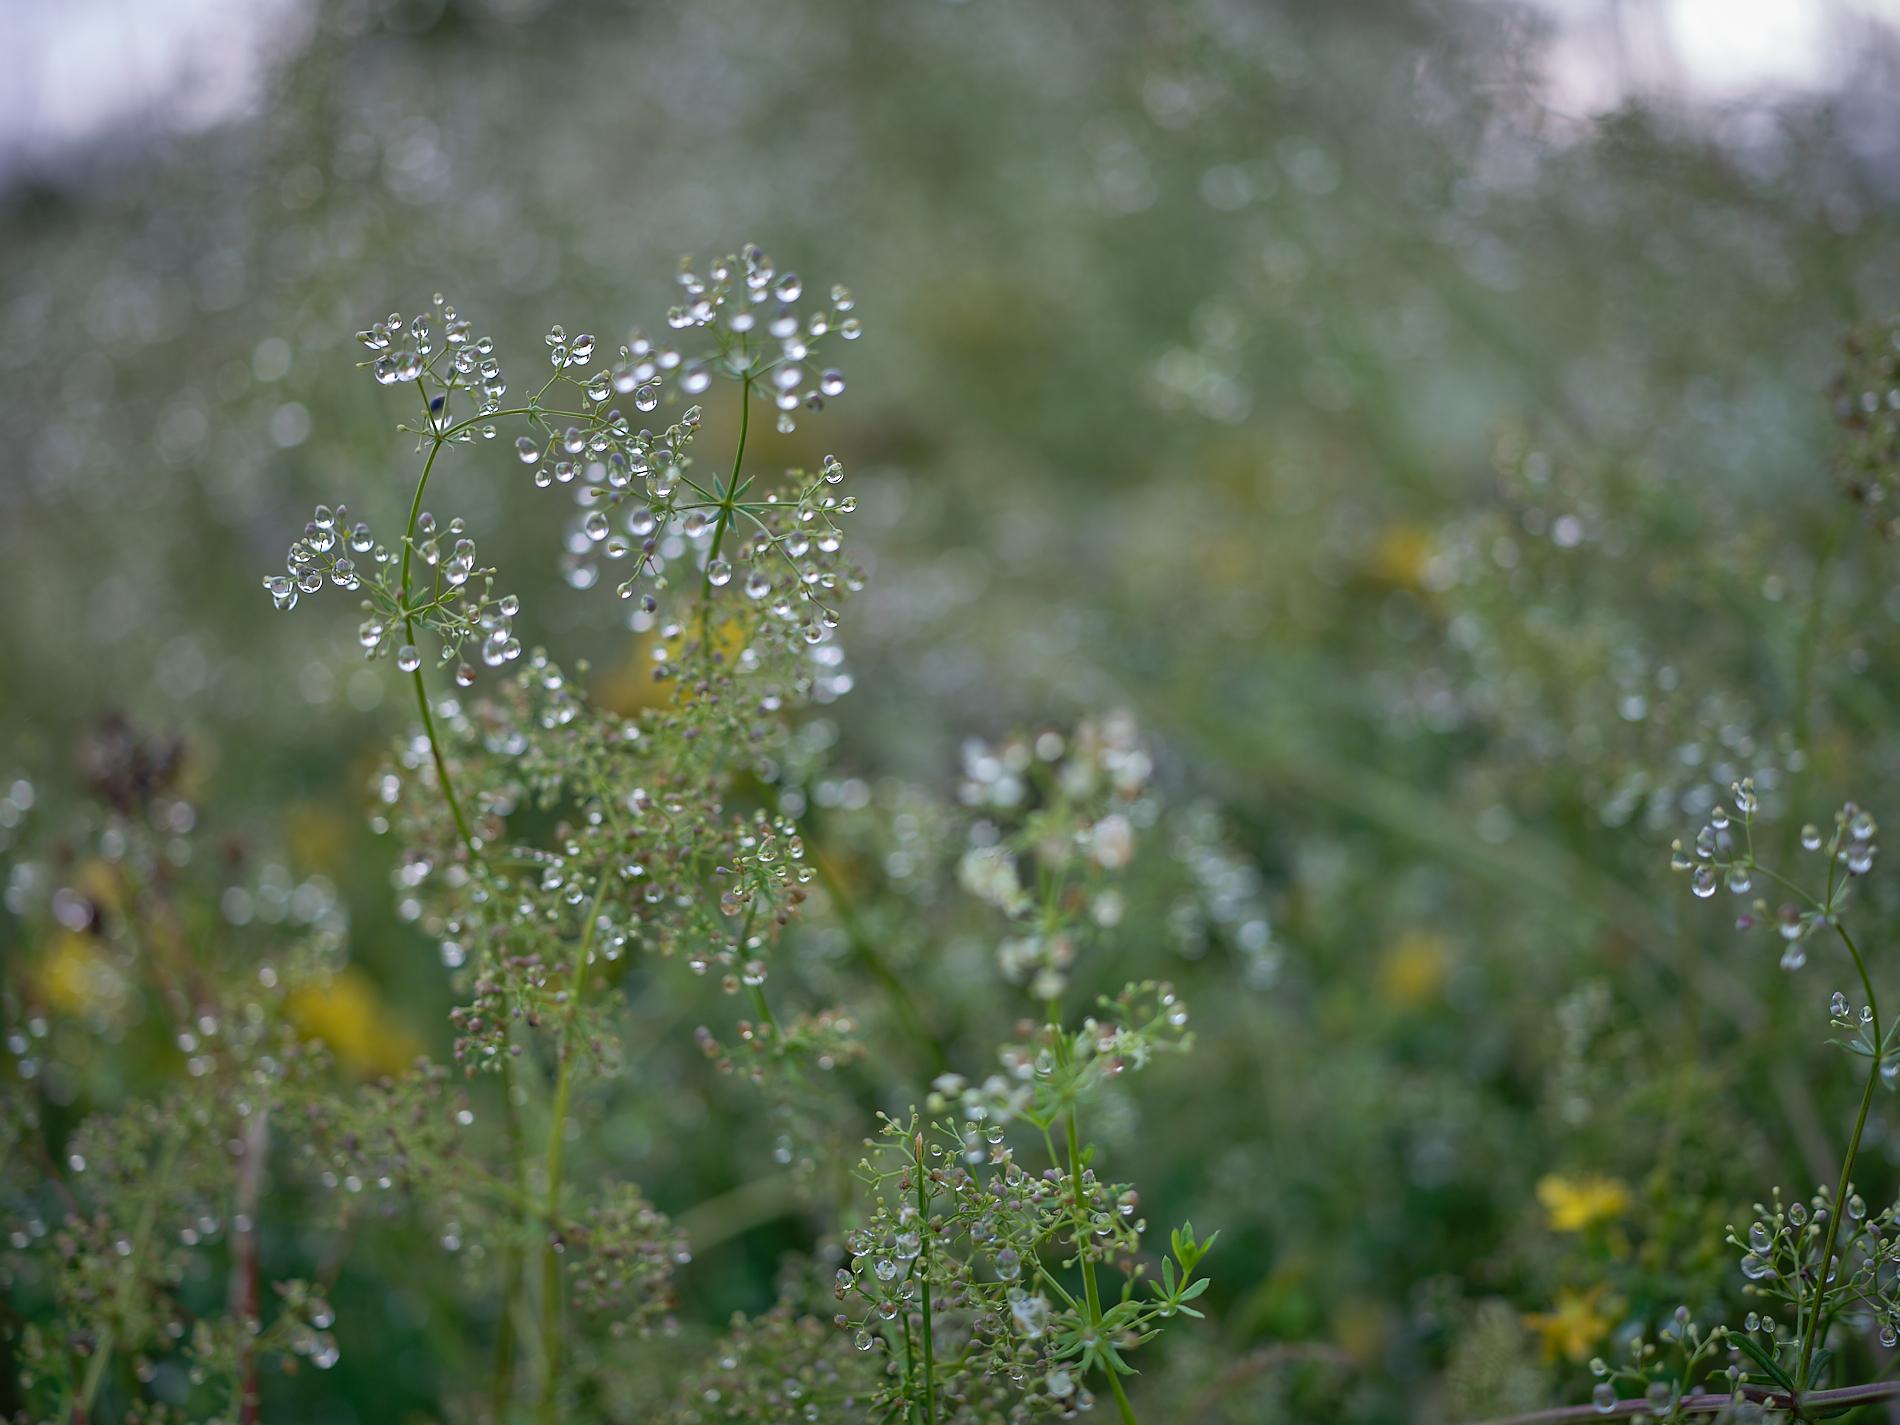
<box><xmin>669</xmin><ymin>241</ymin><xmax>860</xmax><ymax>433</ymax></box>
<box><xmin>691</xmin><ymin>1005</ymin><xmax>861</xmax><ymax>1080</ymax></box>
<box><xmin>265</xmin><ymin>500</ymin><xmax>523</xmax><ymax>684</ymax></box>
<box><xmin>273</xmin><ymin>250</ymin><xmax>864</xmax><ymax>666</ymax></box>
<box><xmin>264</xmin><ymin>502</ymin><xmax>378</xmax><ymax>610</ymax></box>
<box><xmin>563</xmin><ymin>1183</ymin><xmax>689</xmax><ymax>1335</ymax></box>
<box><xmin>1671</xmin><ymin>778</ymin><xmax>1880</xmax><ymax>970</ymax></box>
<box><xmin>1724</xmin><ymin>1184</ymin><xmax>1900</xmax><ymax>1361</ymax></box>
<box><xmin>1583</xmin><ymin>1304</ymin><xmax>1730</xmax><ymax>1418</ymax></box>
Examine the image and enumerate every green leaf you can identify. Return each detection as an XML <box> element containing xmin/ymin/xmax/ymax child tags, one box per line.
<box><xmin>1729</xmin><ymin>1333</ymin><xmax>1795</xmax><ymax>1393</ymax></box>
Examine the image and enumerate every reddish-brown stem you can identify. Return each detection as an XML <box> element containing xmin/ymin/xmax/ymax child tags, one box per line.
<box><xmin>1467</xmin><ymin>1377</ymin><xmax>1900</xmax><ymax>1425</ymax></box>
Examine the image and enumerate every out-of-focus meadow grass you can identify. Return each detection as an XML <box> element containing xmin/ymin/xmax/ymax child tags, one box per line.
<box><xmin>6</xmin><ymin>1</ymin><xmax>1900</xmax><ymax>1420</ymax></box>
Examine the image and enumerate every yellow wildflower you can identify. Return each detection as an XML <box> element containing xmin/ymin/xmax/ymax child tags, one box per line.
<box><xmin>1524</xmin><ymin>1284</ymin><xmax>1614</xmax><ymax>1362</ymax></box>
<box><xmin>72</xmin><ymin>859</ymin><xmax>126</xmax><ymax>917</ymax></box>
<box><xmin>1378</xmin><ymin>932</ymin><xmax>1450</xmax><ymax>1008</ymax></box>
<box><xmin>1368</xmin><ymin>524</ymin><xmax>1436</xmax><ymax>590</ymax></box>
<box><xmin>285</xmin><ymin>968</ymin><xmax>421</xmax><ymax>1078</ymax></box>
<box><xmin>1536</xmin><ymin>1174</ymin><xmax>1631</xmax><ymax>1233</ymax></box>
<box><xmin>32</xmin><ymin>932</ymin><xmax>124</xmax><ymax>1017</ymax></box>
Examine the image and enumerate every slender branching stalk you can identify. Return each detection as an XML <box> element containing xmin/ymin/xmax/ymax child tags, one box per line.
<box><xmin>538</xmin><ymin>876</ymin><xmax>610</xmax><ymax>1424</ymax></box>
<box><xmin>1795</xmin><ymin>919</ymin><xmax>1882</xmax><ymax>1387</ymax></box>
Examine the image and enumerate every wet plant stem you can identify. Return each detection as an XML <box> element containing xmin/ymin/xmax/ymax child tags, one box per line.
<box><xmin>538</xmin><ymin>876</ymin><xmax>609</xmax><ymax>1425</ymax></box>
<box><xmin>401</xmin><ymin>386</ymin><xmax>475</xmax><ymax>853</ymax></box>
<box><xmin>1043</xmin><ymin>985</ymin><xmax>1139</xmax><ymax>1424</ymax></box>
<box><xmin>402</xmin><ymin>387</ymin><xmax>527</xmax><ymax>1412</ymax></box>
<box><xmin>914</xmin><ymin>1133</ymin><xmax>938</xmax><ymax>1425</ymax></box>
<box><xmin>1065</xmin><ymin>1109</ymin><xmax>1139</xmax><ymax>1425</ymax></box>
<box><xmin>1795</xmin><ymin>919</ymin><xmax>1883</xmax><ymax>1391</ymax></box>
<box><xmin>491</xmin><ymin>1055</ymin><xmax>526</xmax><ymax>1415</ymax></box>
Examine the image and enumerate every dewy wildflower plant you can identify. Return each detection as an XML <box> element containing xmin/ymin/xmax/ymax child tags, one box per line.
<box><xmin>2</xmin><ymin>247</ymin><xmax>1215</xmax><ymax>1424</ymax></box>
<box><xmin>1477</xmin><ymin>782</ymin><xmax>1900</xmax><ymax>1422</ymax></box>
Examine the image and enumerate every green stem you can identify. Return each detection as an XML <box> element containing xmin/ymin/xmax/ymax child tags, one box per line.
<box><xmin>397</xmin><ymin>384</ymin><xmax>528</xmax><ymax>1409</ymax></box>
<box><xmin>399</xmin><ymin>398</ymin><xmax>476</xmax><ymax>854</ymax></box>
<box><xmin>914</xmin><ymin>1133</ymin><xmax>938</xmax><ymax>1425</ymax></box>
<box><xmin>731</xmin><ymin>903</ymin><xmax>780</xmax><ymax>1036</ymax></box>
<box><xmin>1064</xmin><ymin>1109</ymin><xmax>1139</xmax><ymax>1425</ymax></box>
<box><xmin>900</xmin><ymin>1308</ymin><xmax>918</xmax><ymax>1417</ymax></box>
<box><xmin>744</xmin><ymin>981</ymin><xmax>779</xmax><ymax>1035</ymax></box>
<box><xmin>73</xmin><ymin>1327</ymin><xmax>114</xmax><ymax>1424</ymax></box>
<box><xmin>410</xmin><ymin>673</ymin><xmax>473</xmax><ymax>852</ymax></box>
<box><xmin>538</xmin><ymin>877</ymin><xmax>610</xmax><ymax>1424</ymax></box>
<box><xmin>1795</xmin><ymin>920</ymin><xmax>1882</xmax><ymax>1390</ymax></box>
<box><xmin>491</xmin><ymin>1054</ymin><xmax>526</xmax><ymax>1415</ymax></box>
<box><xmin>699</xmin><ymin>373</ymin><xmax>752</xmax><ymax>653</ymax></box>
<box><xmin>706</xmin><ymin>373</ymin><xmax>750</xmax><ymax>570</ymax></box>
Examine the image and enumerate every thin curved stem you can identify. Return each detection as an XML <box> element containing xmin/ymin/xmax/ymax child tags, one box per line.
<box><xmin>1048</xmin><ymin>1026</ymin><xmax>1132</xmax><ymax>1425</ymax></box>
<box><xmin>396</xmin><ymin>384</ymin><xmax>522</xmax><ymax>1410</ymax></box>
<box><xmin>914</xmin><ymin>1132</ymin><xmax>939</xmax><ymax>1425</ymax></box>
<box><xmin>1467</xmin><ymin>1377</ymin><xmax>1900</xmax><ymax>1425</ymax></box>
<box><xmin>491</xmin><ymin>1054</ymin><xmax>526</xmax><ymax>1415</ymax></box>
<box><xmin>1064</xmin><ymin>1110</ymin><xmax>1139</xmax><ymax>1425</ymax></box>
<box><xmin>538</xmin><ymin>876</ymin><xmax>610</xmax><ymax>1425</ymax></box>
<box><xmin>1795</xmin><ymin>918</ymin><xmax>1882</xmax><ymax>1389</ymax></box>
<box><xmin>398</xmin><ymin>394</ymin><xmax>476</xmax><ymax>855</ymax></box>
